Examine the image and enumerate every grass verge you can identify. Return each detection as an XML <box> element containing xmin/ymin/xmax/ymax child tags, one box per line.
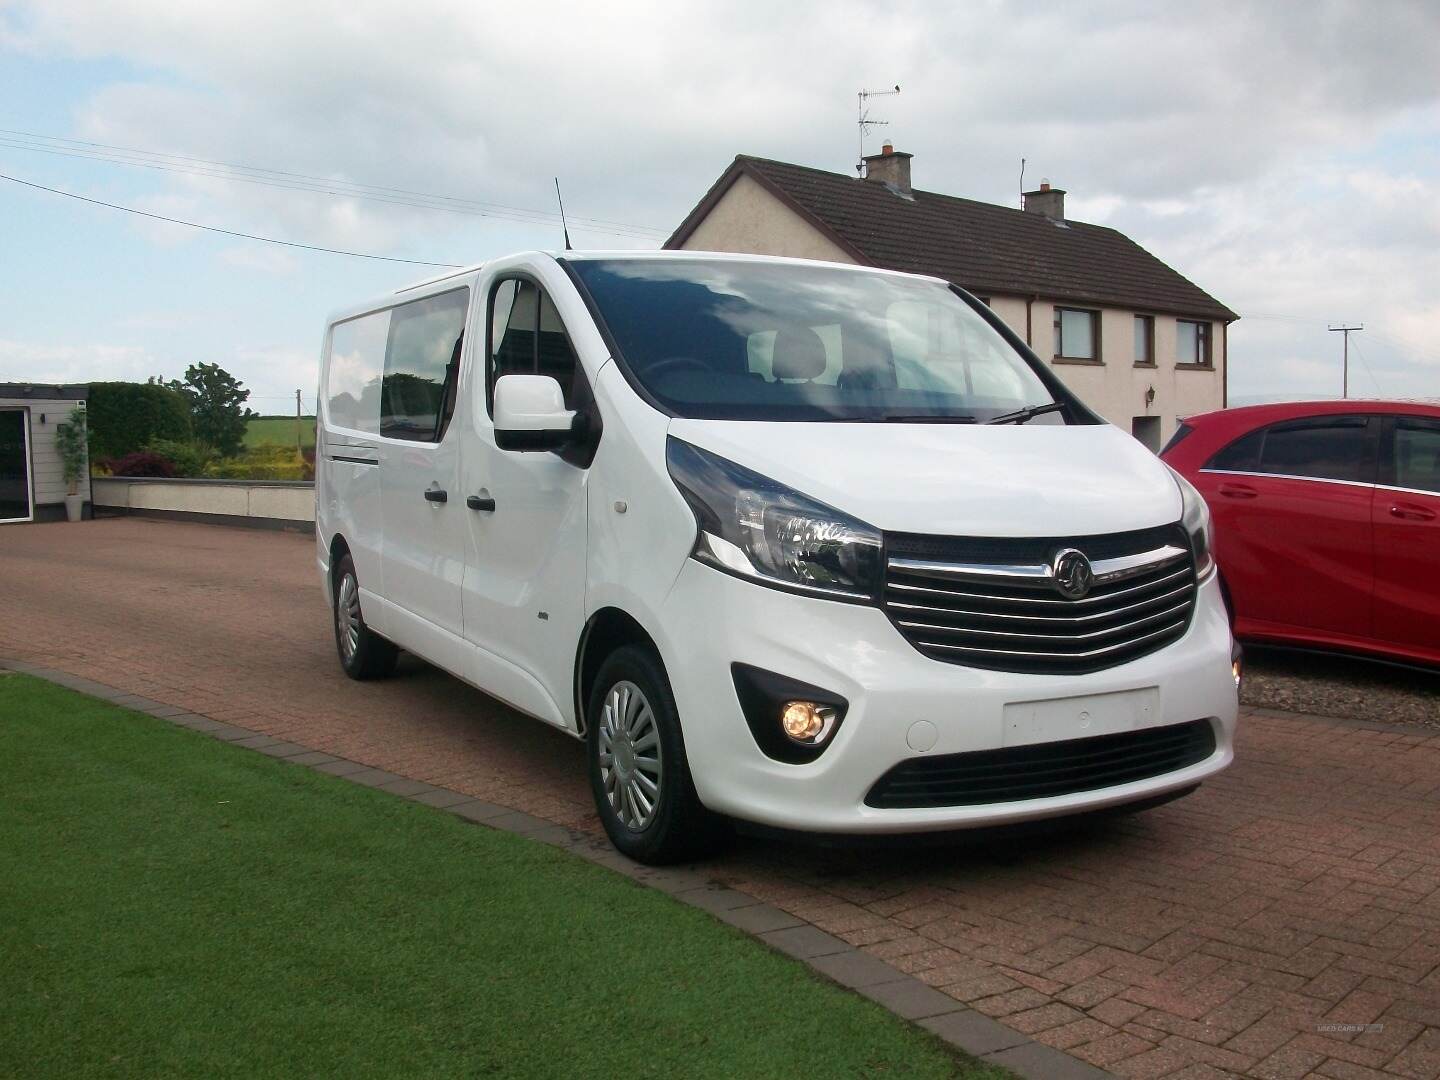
<box><xmin>0</xmin><ymin>674</ymin><xmax>1002</xmax><ymax>1079</ymax></box>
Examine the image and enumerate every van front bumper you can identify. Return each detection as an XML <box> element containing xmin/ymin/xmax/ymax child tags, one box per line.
<box><xmin>658</xmin><ymin>559</ymin><xmax>1237</xmax><ymax>834</ymax></box>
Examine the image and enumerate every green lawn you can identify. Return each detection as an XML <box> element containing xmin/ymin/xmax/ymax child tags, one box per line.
<box><xmin>0</xmin><ymin>675</ymin><xmax>1000</xmax><ymax>1079</ymax></box>
<box><xmin>244</xmin><ymin>414</ymin><xmax>315</xmax><ymax>449</ymax></box>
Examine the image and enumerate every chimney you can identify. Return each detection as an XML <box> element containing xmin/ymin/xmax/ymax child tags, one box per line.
<box><xmin>862</xmin><ymin>143</ymin><xmax>912</xmax><ymax>193</ymax></box>
<box><xmin>1022</xmin><ymin>179</ymin><xmax>1065</xmax><ymax>221</ymax></box>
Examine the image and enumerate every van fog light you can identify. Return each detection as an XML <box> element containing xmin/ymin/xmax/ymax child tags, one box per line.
<box><xmin>781</xmin><ymin>701</ymin><xmax>836</xmax><ymax>744</ymax></box>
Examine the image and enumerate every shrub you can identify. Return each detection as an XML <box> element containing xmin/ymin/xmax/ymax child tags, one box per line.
<box><xmin>106</xmin><ymin>450</ymin><xmax>177</xmax><ymax>478</ymax></box>
<box><xmin>87</xmin><ymin>382</ymin><xmax>192</xmax><ymax>460</ymax></box>
<box><xmin>146</xmin><ymin>438</ymin><xmax>215</xmax><ymax>478</ymax></box>
<box><xmin>203</xmin><ymin>445</ymin><xmax>311</xmax><ymax>481</ymax></box>
<box><xmin>55</xmin><ymin>406</ymin><xmax>89</xmax><ymax>495</ymax></box>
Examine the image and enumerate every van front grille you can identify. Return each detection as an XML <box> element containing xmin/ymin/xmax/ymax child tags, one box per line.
<box><xmin>883</xmin><ymin>525</ymin><xmax>1197</xmax><ymax>675</ymax></box>
<box><xmin>865</xmin><ymin>719</ymin><xmax>1216</xmax><ymax>809</ymax></box>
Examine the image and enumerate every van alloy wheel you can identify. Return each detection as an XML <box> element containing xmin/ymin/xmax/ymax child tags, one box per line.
<box><xmin>336</xmin><ymin>572</ymin><xmax>362</xmax><ymax>664</ymax></box>
<box><xmin>597</xmin><ymin>680</ymin><xmax>664</xmax><ymax>831</ymax></box>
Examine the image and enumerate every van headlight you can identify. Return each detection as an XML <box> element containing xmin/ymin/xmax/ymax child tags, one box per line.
<box><xmin>666</xmin><ymin>438</ymin><xmax>882</xmax><ymax>602</ymax></box>
<box><xmin>1173</xmin><ymin>470</ymin><xmax>1215</xmax><ymax>579</ymax></box>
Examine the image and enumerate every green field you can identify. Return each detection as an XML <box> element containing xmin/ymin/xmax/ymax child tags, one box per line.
<box><xmin>0</xmin><ymin>674</ymin><xmax>1000</xmax><ymax>1080</ymax></box>
<box><xmin>245</xmin><ymin>414</ymin><xmax>316</xmax><ymax>449</ymax></box>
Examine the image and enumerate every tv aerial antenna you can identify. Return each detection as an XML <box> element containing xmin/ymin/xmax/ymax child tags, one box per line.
<box><xmin>857</xmin><ymin>85</ymin><xmax>900</xmax><ymax>174</ymax></box>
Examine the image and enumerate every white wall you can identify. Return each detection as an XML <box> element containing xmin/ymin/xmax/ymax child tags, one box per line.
<box><xmin>677</xmin><ymin>174</ymin><xmax>859</xmax><ymax>263</ymax></box>
<box><xmin>0</xmin><ymin>397</ymin><xmax>90</xmax><ymax>508</ymax></box>
<box><xmin>92</xmin><ymin>477</ymin><xmax>314</xmax><ymax>523</ymax></box>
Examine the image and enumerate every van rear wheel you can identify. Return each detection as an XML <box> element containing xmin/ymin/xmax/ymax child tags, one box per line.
<box><xmin>333</xmin><ymin>553</ymin><xmax>398</xmax><ymax>680</ymax></box>
<box><xmin>587</xmin><ymin>645</ymin><xmax>726</xmax><ymax>864</ymax></box>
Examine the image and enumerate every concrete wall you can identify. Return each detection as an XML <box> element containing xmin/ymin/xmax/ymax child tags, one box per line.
<box><xmin>92</xmin><ymin>477</ymin><xmax>314</xmax><ymax>528</ymax></box>
<box><xmin>984</xmin><ymin>298</ymin><xmax>1224</xmax><ymax>446</ymax></box>
<box><xmin>677</xmin><ymin>174</ymin><xmax>859</xmax><ymax>264</ymax></box>
<box><xmin>0</xmin><ymin>397</ymin><xmax>90</xmax><ymax>509</ymax></box>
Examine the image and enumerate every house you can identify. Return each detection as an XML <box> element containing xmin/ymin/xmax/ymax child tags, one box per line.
<box><xmin>665</xmin><ymin>147</ymin><xmax>1238</xmax><ymax>449</ymax></box>
<box><xmin>0</xmin><ymin>383</ymin><xmax>90</xmax><ymax>523</ymax></box>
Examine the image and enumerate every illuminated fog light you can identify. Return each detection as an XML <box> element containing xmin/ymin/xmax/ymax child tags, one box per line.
<box><xmin>1231</xmin><ymin>642</ymin><xmax>1244</xmax><ymax>688</ymax></box>
<box><xmin>1232</xmin><ymin>657</ymin><xmax>1243</xmax><ymax>688</ymax></box>
<box><xmin>781</xmin><ymin>701</ymin><xmax>836</xmax><ymax>744</ymax></box>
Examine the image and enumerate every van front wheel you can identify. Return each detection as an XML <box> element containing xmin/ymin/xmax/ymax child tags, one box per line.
<box><xmin>332</xmin><ymin>553</ymin><xmax>398</xmax><ymax>680</ymax></box>
<box><xmin>587</xmin><ymin>646</ymin><xmax>725</xmax><ymax>864</ymax></box>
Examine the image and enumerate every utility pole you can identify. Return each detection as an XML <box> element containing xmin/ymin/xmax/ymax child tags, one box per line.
<box><xmin>296</xmin><ymin>389</ymin><xmax>303</xmax><ymax>452</ymax></box>
<box><xmin>1327</xmin><ymin>324</ymin><xmax>1363</xmax><ymax>398</ymax></box>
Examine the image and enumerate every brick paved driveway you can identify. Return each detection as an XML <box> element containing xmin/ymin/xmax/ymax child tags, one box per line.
<box><xmin>5</xmin><ymin>518</ymin><xmax>1440</xmax><ymax>1080</ymax></box>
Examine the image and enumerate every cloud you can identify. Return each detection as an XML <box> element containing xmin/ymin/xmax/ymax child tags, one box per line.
<box><xmin>0</xmin><ymin>340</ymin><xmax>163</xmax><ymax>385</ymax></box>
<box><xmin>1</xmin><ymin>0</ymin><xmax>1438</xmax><ymax>400</ymax></box>
<box><xmin>217</xmin><ymin>244</ymin><xmax>298</xmax><ymax>275</ymax></box>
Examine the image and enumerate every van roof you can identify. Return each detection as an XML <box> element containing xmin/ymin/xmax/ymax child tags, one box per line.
<box><xmin>334</xmin><ymin>249</ymin><xmax>952</xmax><ymax>325</ymax></box>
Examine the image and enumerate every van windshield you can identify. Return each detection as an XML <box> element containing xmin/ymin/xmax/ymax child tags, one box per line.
<box><xmin>567</xmin><ymin>258</ymin><xmax>1064</xmax><ymax>423</ymax></box>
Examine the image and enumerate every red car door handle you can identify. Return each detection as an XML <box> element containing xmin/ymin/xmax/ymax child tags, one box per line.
<box><xmin>1217</xmin><ymin>482</ymin><xmax>1258</xmax><ymax>499</ymax></box>
<box><xmin>1390</xmin><ymin>503</ymin><xmax>1436</xmax><ymax>521</ymax></box>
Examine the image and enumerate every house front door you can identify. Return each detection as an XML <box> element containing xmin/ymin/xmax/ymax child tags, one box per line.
<box><xmin>0</xmin><ymin>409</ymin><xmax>32</xmax><ymax>523</ymax></box>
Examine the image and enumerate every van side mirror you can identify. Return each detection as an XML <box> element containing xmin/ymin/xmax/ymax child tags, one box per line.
<box><xmin>493</xmin><ymin>374</ymin><xmax>580</xmax><ymax>452</ymax></box>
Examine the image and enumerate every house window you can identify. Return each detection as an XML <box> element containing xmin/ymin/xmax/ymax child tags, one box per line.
<box><xmin>1177</xmin><ymin>320</ymin><xmax>1211</xmax><ymax>366</ymax></box>
<box><xmin>1133</xmin><ymin>316</ymin><xmax>1155</xmax><ymax>366</ymax></box>
<box><xmin>1053</xmin><ymin>307</ymin><xmax>1098</xmax><ymax>361</ymax></box>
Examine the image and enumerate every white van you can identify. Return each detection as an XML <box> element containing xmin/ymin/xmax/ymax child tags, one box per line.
<box><xmin>316</xmin><ymin>251</ymin><xmax>1238</xmax><ymax>863</ymax></box>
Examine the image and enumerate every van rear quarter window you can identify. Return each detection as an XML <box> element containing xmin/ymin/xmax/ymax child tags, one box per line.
<box><xmin>326</xmin><ymin>310</ymin><xmax>389</xmax><ymax>434</ymax></box>
<box><xmin>325</xmin><ymin>289</ymin><xmax>468</xmax><ymax>439</ymax></box>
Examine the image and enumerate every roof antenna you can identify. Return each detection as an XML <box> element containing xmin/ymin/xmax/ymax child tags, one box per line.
<box><xmin>857</xmin><ymin>85</ymin><xmax>900</xmax><ymax>174</ymax></box>
<box><xmin>553</xmin><ymin>177</ymin><xmax>573</xmax><ymax>251</ymax></box>
<box><xmin>1018</xmin><ymin>158</ymin><xmax>1026</xmax><ymax>207</ymax></box>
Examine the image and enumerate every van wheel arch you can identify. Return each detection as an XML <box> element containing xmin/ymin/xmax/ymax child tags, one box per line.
<box><xmin>328</xmin><ymin>534</ymin><xmax>352</xmax><ymax>598</ymax></box>
<box><xmin>575</xmin><ymin>608</ymin><xmax>661</xmax><ymax>737</ymax></box>
<box><xmin>1215</xmin><ymin>569</ymin><xmax>1236</xmax><ymax>629</ymax></box>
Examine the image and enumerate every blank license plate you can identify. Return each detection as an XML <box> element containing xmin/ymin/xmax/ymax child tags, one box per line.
<box><xmin>1002</xmin><ymin>687</ymin><xmax>1160</xmax><ymax>748</ymax></box>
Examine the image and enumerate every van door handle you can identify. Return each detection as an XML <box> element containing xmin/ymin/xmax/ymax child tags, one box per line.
<box><xmin>423</xmin><ymin>488</ymin><xmax>448</xmax><ymax>503</ymax></box>
<box><xmin>1217</xmin><ymin>482</ymin><xmax>1257</xmax><ymax>499</ymax></box>
<box><xmin>466</xmin><ymin>495</ymin><xmax>497</xmax><ymax>512</ymax></box>
<box><xmin>1390</xmin><ymin>503</ymin><xmax>1436</xmax><ymax>521</ymax></box>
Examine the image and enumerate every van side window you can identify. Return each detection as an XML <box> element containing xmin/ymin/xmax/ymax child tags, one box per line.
<box><xmin>380</xmin><ymin>287</ymin><xmax>469</xmax><ymax>442</ymax></box>
<box><xmin>326</xmin><ymin>309</ymin><xmax>390</xmax><ymax>435</ymax></box>
<box><xmin>488</xmin><ymin>277</ymin><xmax>579</xmax><ymax>412</ymax></box>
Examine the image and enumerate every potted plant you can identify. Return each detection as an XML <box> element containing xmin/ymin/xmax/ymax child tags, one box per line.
<box><xmin>55</xmin><ymin>405</ymin><xmax>89</xmax><ymax>522</ymax></box>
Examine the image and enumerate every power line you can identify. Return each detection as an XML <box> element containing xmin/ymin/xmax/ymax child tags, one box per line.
<box><xmin>0</xmin><ymin>128</ymin><xmax>669</xmax><ymax>240</ymax></box>
<box><xmin>1347</xmin><ymin>335</ymin><xmax>1384</xmax><ymax>396</ymax></box>
<box><xmin>0</xmin><ymin>172</ymin><xmax>463</xmax><ymax>268</ymax></box>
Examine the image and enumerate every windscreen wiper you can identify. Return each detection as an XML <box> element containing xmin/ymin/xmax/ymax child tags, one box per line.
<box><xmin>880</xmin><ymin>413</ymin><xmax>977</xmax><ymax>424</ymax></box>
<box><xmin>807</xmin><ymin>414</ymin><xmax>977</xmax><ymax>423</ymax></box>
<box><xmin>986</xmin><ymin>402</ymin><xmax>1067</xmax><ymax>425</ymax></box>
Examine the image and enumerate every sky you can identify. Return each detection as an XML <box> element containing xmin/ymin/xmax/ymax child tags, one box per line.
<box><xmin>1</xmin><ymin>0</ymin><xmax>1437</xmax><ymax>412</ymax></box>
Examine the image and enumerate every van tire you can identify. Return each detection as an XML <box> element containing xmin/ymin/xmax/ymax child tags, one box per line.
<box><xmin>586</xmin><ymin>645</ymin><xmax>726</xmax><ymax>864</ymax></box>
<box><xmin>332</xmin><ymin>553</ymin><xmax>399</xmax><ymax>681</ymax></box>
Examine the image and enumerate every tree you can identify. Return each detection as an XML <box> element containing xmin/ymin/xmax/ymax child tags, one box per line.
<box><xmin>167</xmin><ymin>363</ymin><xmax>256</xmax><ymax>457</ymax></box>
<box><xmin>86</xmin><ymin>382</ymin><xmax>192</xmax><ymax>461</ymax></box>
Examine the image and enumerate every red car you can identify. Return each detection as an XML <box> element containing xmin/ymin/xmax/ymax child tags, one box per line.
<box><xmin>1162</xmin><ymin>400</ymin><xmax>1440</xmax><ymax>668</ymax></box>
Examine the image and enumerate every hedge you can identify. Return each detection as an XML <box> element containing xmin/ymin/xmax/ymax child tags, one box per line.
<box><xmin>87</xmin><ymin>382</ymin><xmax>192</xmax><ymax>461</ymax></box>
